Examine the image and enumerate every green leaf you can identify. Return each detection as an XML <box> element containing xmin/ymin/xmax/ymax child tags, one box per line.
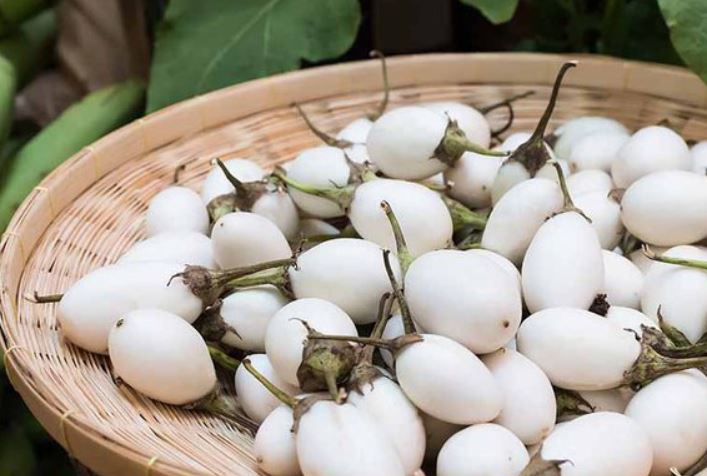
<box><xmin>0</xmin><ymin>426</ymin><xmax>36</xmax><ymax>476</ymax></box>
<box><xmin>459</xmin><ymin>0</ymin><xmax>519</xmax><ymax>24</ymax></box>
<box><xmin>658</xmin><ymin>0</ymin><xmax>707</xmax><ymax>83</ymax></box>
<box><xmin>146</xmin><ymin>0</ymin><xmax>361</xmax><ymax>112</ymax></box>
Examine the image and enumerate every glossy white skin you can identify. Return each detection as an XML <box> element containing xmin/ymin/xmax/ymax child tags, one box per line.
<box><xmin>465</xmin><ymin>249</ymin><xmax>521</xmax><ymax>291</ymax></box>
<box><xmin>380</xmin><ymin>314</ymin><xmax>420</xmax><ymax>368</ymax></box>
<box><xmin>145</xmin><ymin>186</ymin><xmax>209</xmax><ymax>237</ymax></box>
<box><xmin>405</xmin><ymin>250</ymin><xmax>522</xmax><ymax>353</ymax></box>
<box><xmin>437</xmin><ymin>424</ymin><xmax>529</xmax><ymax>476</ymax></box>
<box><xmin>629</xmin><ymin>246</ymin><xmax>669</xmax><ymax>274</ymax></box>
<box><xmin>445</xmin><ymin>152</ymin><xmax>503</xmax><ymax>208</ymax></box>
<box><xmin>482</xmin><ymin>348</ymin><xmax>556</xmax><ymax>444</ymax></box>
<box><xmin>566</xmin><ymin>169</ymin><xmax>613</xmax><ymax>196</ymax></box>
<box><xmin>395</xmin><ymin>334</ymin><xmax>502</xmax><ymax>424</ymax></box>
<box><xmin>337</xmin><ymin>117</ymin><xmax>372</xmax><ymax>165</ymax></box>
<box><xmin>522</xmin><ymin>212</ymin><xmax>605</xmax><ymax>313</ymax></box>
<box><xmin>606</xmin><ymin>306</ymin><xmax>658</xmax><ymax>335</ymax></box>
<box><xmin>621</xmin><ymin>170</ymin><xmax>707</xmax><ymax>246</ymax></box>
<box><xmin>574</xmin><ymin>191</ymin><xmax>623</xmax><ymax>249</ymax></box>
<box><xmin>254</xmin><ymin>405</ymin><xmax>300</xmax><ymax>476</ymax></box>
<box><xmin>692</xmin><ymin>141</ymin><xmax>707</xmax><ymax>175</ymax></box>
<box><xmin>641</xmin><ymin>245</ymin><xmax>707</xmax><ymax>342</ymax></box>
<box><xmin>200</xmin><ymin>158</ymin><xmax>265</xmax><ymax>205</ymax></box>
<box><xmin>366</xmin><ymin>106</ymin><xmax>448</xmax><ymax>180</ymax></box>
<box><xmin>296</xmin><ymin>401</ymin><xmax>405</xmax><ymax>476</ymax></box>
<box><xmin>118</xmin><ymin>231</ymin><xmax>216</xmax><ymax>268</ymax></box>
<box><xmin>348</xmin><ymin>376</ymin><xmax>426</xmax><ymax>475</ymax></box>
<box><xmin>489</xmin><ymin>158</ymin><xmax>568</xmax><ymax>206</ymax></box>
<box><xmin>552</xmin><ymin>116</ymin><xmax>629</xmax><ymax>159</ymax></box>
<box><xmin>567</xmin><ymin>130</ymin><xmax>629</xmax><ymax>172</ymax></box>
<box><xmin>421</xmin><ymin>413</ymin><xmax>463</xmax><ymax>462</ymax></box>
<box><xmin>234</xmin><ymin>354</ymin><xmax>299</xmax><ymax>423</ymax></box>
<box><xmin>611</xmin><ymin>126</ymin><xmax>691</xmax><ymax>188</ymax></box>
<box><xmin>297</xmin><ymin>218</ymin><xmax>339</xmax><ymax>238</ymax></box>
<box><xmin>577</xmin><ymin>387</ymin><xmax>633</xmax><ymax>414</ymax></box>
<box><xmin>264</xmin><ymin>298</ymin><xmax>357</xmax><ymax>386</ymax></box>
<box><xmin>108</xmin><ymin>309</ymin><xmax>216</xmax><ymax>405</ymax></box>
<box><xmin>602</xmin><ymin>250</ymin><xmax>643</xmax><ymax>308</ymax></box>
<box><xmin>289</xmin><ymin>239</ymin><xmax>400</xmax><ymax>324</ymax></box>
<box><xmin>625</xmin><ymin>370</ymin><xmax>707</xmax><ymax>476</ymax></box>
<box><xmin>348</xmin><ymin>179</ymin><xmax>453</xmax><ymax>257</ymax></box>
<box><xmin>220</xmin><ymin>286</ymin><xmax>289</xmax><ymax>351</ymax></box>
<box><xmin>287</xmin><ymin>146</ymin><xmax>350</xmax><ymax>218</ymax></box>
<box><xmin>517</xmin><ymin>308</ymin><xmax>641</xmax><ymax>390</ymax></box>
<box><xmin>541</xmin><ymin>412</ymin><xmax>653</xmax><ymax>476</ymax></box>
<box><xmin>211</xmin><ymin>212</ymin><xmax>291</xmax><ymax>269</ymax></box>
<box><xmin>57</xmin><ymin>262</ymin><xmax>202</xmax><ymax>353</ymax></box>
<box><xmin>423</xmin><ymin>101</ymin><xmax>491</xmax><ymax>148</ymax></box>
<box><xmin>251</xmin><ymin>189</ymin><xmax>300</xmax><ymax>240</ymax></box>
<box><xmin>482</xmin><ymin>178</ymin><xmax>563</xmax><ymax>265</ymax></box>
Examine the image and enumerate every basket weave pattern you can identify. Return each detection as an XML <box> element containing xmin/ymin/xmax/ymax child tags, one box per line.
<box><xmin>1</xmin><ymin>53</ymin><xmax>706</xmax><ymax>475</ymax></box>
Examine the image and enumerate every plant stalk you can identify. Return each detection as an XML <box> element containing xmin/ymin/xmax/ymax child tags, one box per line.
<box><xmin>380</xmin><ymin>200</ymin><xmax>413</xmax><ymax>273</ymax></box>
<box><xmin>208</xmin><ymin>345</ymin><xmax>240</xmax><ymax>372</ymax></box>
<box><xmin>643</xmin><ymin>245</ymin><xmax>707</xmax><ymax>271</ymax></box>
<box><xmin>274</xmin><ymin>171</ymin><xmax>355</xmax><ymax>211</ymax></box>
<box><xmin>550</xmin><ymin>160</ymin><xmax>591</xmax><ymax>221</ymax></box>
<box><xmin>441</xmin><ymin>195</ymin><xmax>488</xmax><ymax>231</ymax></box>
<box><xmin>382</xmin><ymin>249</ymin><xmax>416</xmax><ymax>335</ymax></box>
<box><xmin>242</xmin><ymin>358</ymin><xmax>297</xmax><ymax>408</ymax></box>
<box><xmin>367</xmin><ymin>50</ymin><xmax>390</xmax><ymax>121</ymax></box>
<box><xmin>293</xmin><ymin>102</ymin><xmax>352</xmax><ymax>148</ymax></box>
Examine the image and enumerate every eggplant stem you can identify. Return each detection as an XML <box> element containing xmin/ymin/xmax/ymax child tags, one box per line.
<box><xmin>441</xmin><ymin>195</ymin><xmax>487</xmax><ymax>231</ymax></box>
<box><xmin>437</xmin><ymin>119</ymin><xmax>509</xmax><ymax>165</ymax></box>
<box><xmin>380</xmin><ymin>200</ymin><xmax>413</xmax><ymax>273</ymax></box>
<box><xmin>208</xmin><ymin>346</ymin><xmax>240</xmax><ymax>372</ymax></box>
<box><xmin>215</xmin><ymin>158</ymin><xmax>252</xmax><ymax>200</ymax></box>
<box><xmin>31</xmin><ymin>292</ymin><xmax>63</xmax><ymax>303</ymax></box>
<box><xmin>529</xmin><ymin>62</ymin><xmax>577</xmax><ymax>142</ymax></box>
<box><xmin>625</xmin><ymin>339</ymin><xmax>707</xmax><ymax>390</ymax></box>
<box><xmin>273</xmin><ymin>171</ymin><xmax>354</xmax><ymax>210</ymax></box>
<box><xmin>242</xmin><ymin>358</ymin><xmax>298</xmax><ymax>408</ymax></box>
<box><xmin>550</xmin><ymin>160</ymin><xmax>591</xmax><ymax>222</ymax></box>
<box><xmin>643</xmin><ymin>245</ymin><xmax>707</xmax><ymax>271</ymax></box>
<box><xmin>293</xmin><ymin>103</ymin><xmax>352</xmax><ymax>149</ymax></box>
<box><xmin>361</xmin><ymin>293</ymin><xmax>393</xmax><ymax>363</ymax></box>
<box><xmin>382</xmin><ymin>249</ymin><xmax>416</xmax><ymax>335</ymax></box>
<box><xmin>367</xmin><ymin>50</ymin><xmax>390</xmax><ymax>121</ymax></box>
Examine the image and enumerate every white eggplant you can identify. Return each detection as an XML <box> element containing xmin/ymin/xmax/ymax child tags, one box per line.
<box><xmin>212</xmin><ymin>212</ymin><xmax>291</xmax><ymax>269</ymax></box>
<box><xmin>118</xmin><ymin>231</ymin><xmax>216</xmax><ymax>268</ymax></box>
<box><xmin>602</xmin><ymin>250</ymin><xmax>643</xmax><ymax>309</ymax></box>
<box><xmin>200</xmin><ymin>158</ymin><xmax>265</xmax><ymax>205</ymax></box>
<box><xmin>145</xmin><ymin>186</ymin><xmax>209</xmax><ymax>237</ymax></box>
<box><xmin>234</xmin><ymin>354</ymin><xmax>299</xmax><ymax>423</ymax></box>
<box><xmin>219</xmin><ymin>286</ymin><xmax>289</xmax><ymax>351</ymax></box>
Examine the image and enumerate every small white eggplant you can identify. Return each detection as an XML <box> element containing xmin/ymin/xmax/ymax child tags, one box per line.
<box><xmin>621</xmin><ymin>170</ymin><xmax>707</xmax><ymax>246</ymax></box>
<box><xmin>482</xmin><ymin>348</ymin><xmax>556</xmax><ymax>444</ymax></box>
<box><xmin>445</xmin><ymin>151</ymin><xmax>503</xmax><ymax>208</ymax></box>
<box><xmin>522</xmin><ymin>212</ymin><xmax>604</xmax><ymax>313</ymax></box>
<box><xmin>606</xmin><ymin>306</ymin><xmax>657</xmax><ymax>336</ymax></box>
<box><xmin>234</xmin><ymin>354</ymin><xmax>299</xmax><ymax>423</ymax></box>
<box><xmin>566</xmin><ymin>169</ymin><xmax>613</xmax><ymax>196</ymax></box>
<box><xmin>219</xmin><ymin>286</ymin><xmax>289</xmax><ymax>351</ymax></box>
<box><xmin>692</xmin><ymin>140</ymin><xmax>707</xmax><ymax>175</ymax></box>
<box><xmin>264</xmin><ymin>298</ymin><xmax>357</xmax><ymax>386</ymax></box>
<box><xmin>58</xmin><ymin>262</ymin><xmax>203</xmax><ymax>353</ymax></box>
<box><xmin>573</xmin><ymin>190</ymin><xmax>623</xmax><ymax>249</ymax></box>
<box><xmin>366</xmin><ymin>106</ymin><xmax>503</xmax><ymax>181</ymax></box>
<box><xmin>348</xmin><ymin>376</ymin><xmax>426</xmax><ymax>475</ymax></box>
<box><xmin>254</xmin><ymin>405</ymin><xmax>300</xmax><ymax>476</ymax></box>
<box><xmin>567</xmin><ymin>130</ymin><xmax>629</xmax><ymax>172</ymax></box>
<box><xmin>286</xmin><ymin>146</ymin><xmax>351</xmax><ymax>218</ymax></box>
<box><xmin>348</xmin><ymin>178</ymin><xmax>453</xmax><ymax>257</ymax></box>
<box><xmin>336</xmin><ymin>117</ymin><xmax>373</xmax><ymax>165</ymax></box>
<box><xmin>250</xmin><ymin>187</ymin><xmax>300</xmax><ymax>241</ymax></box>
<box><xmin>437</xmin><ymin>423</ymin><xmax>529</xmax><ymax>476</ymax></box>
<box><xmin>611</xmin><ymin>126</ymin><xmax>691</xmax><ymax>187</ymax></box>
<box><xmin>118</xmin><ymin>231</ymin><xmax>216</xmax><ymax>268</ymax></box>
<box><xmin>145</xmin><ymin>186</ymin><xmax>209</xmax><ymax>237</ymax></box>
<box><xmin>552</xmin><ymin>116</ymin><xmax>629</xmax><ymax>159</ymax></box>
<box><xmin>108</xmin><ymin>309</ymin><xmax>216</xmax><ymax>405</ymax></box>
<box><xmin>296</xmin><ymin>401</ymin><xmax>406</xmax><ymax>476</ymax></box>
<box><xmin>211</xmin><ymin>212</ymin><xmax>291</xmax><ymax>269</ymax></box>
<box><xmin>625</xmin><ymin>370</ymin><xmax>707</xmax><ymax>476</ymax></box>
<box><xmin>602</xmin><ymin>250</ymin><xmax>643</xmax><ymax>308</ymax></box>
<box><xmin>395</xmin><ymin>333</ymin><xmax>502</xmax><ymax>424</ymax></box>
<box><xmin>481</xmin><ymin>178</ymin><xmax>563</xmax><ymax>265</ymax></box>
<box><xmin>537</xmin><ymin>412</ymin><xmax>653</xmax><ymax>476</ymax></box>
<box><xmin>423</xmin><ymin>101</ymin><xmax>491</xmax><ymax>148</ymax></box>
<box><xmin>289</xmin><ymin>239</ymin><xmax>399</xmax><ymax>324</ymax></box>
<box><xmin>200</xmin><ymin>158</ymin><xmax>265</xmax><ymax>205</ymax></box>
<box><xmin>640</xmin><ymin>245</ymin><xmax>707</xmax><ymax>342</ymax></box>
<box><xmin>405</xmin><ymin>250</ymin><xmax>522</xmax><ymax>354</ymax></box>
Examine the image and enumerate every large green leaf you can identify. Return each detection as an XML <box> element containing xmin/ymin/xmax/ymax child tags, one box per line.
<box><xmin>459</xmin><ymin>0</ymin><xmax>519</xmax><ymax>24</ymax></box>
<box><xmin>146</xmin><ymin>0</ymin><xmax>361</xmax><ymax>112</ymax></box>
<box><xmin>658</xmin><ymin>0</ymin><xmax>707</xmax><ymax>83</ymax></box>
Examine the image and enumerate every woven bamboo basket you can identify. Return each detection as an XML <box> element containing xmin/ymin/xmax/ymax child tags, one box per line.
<box><xmin>1</xmin><ymin>52</ymin><xmax>706</xmax><ymax>476</ymax></box>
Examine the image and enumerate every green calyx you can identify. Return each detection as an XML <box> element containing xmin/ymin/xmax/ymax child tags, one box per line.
<box><xmin>554</xmin><ymin>387</ymin><xmax>594</xmax><ymax>419</ymax></box>
<box><xmin>440</xmin><ymin>195</ymin><xmax>488</xmax><ymax>232</ymax></box>
<box><xmin>207</xmin><ymin>158</ymin><xmax>270</xmax><ymax>223</ymax></box>
<box><xmin>195</xmin><ymin>303</ymin><xmax>242</xmax><ymax>344</ymax></box>
<box><xmin>274</xmin><ymin>170</ymin><xmax>357</xmax><ymax>212</ymax></box>
<box><xmin>435</xmin><ymin>119</ymin><xmax>508</xmax><ymax>166</ymax></box>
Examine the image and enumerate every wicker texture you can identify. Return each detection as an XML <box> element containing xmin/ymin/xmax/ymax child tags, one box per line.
<box><xmin>1</xmin><ymin>53</ymin><xmax>706</xmax><ymax>476</ymax></box>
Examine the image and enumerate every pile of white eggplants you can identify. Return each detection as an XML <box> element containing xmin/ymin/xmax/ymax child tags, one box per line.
<box><xmin>45</xmin><ymin>59</ymin><xmax>707</xmax><ymax>476</ymax></box>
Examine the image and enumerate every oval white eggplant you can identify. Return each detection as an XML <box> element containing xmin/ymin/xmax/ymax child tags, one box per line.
<box><xmin>522</xmin><ymin>212</ymin><xmax>604</xmax><ymax>313</ymax></box>
<box><xmin>234</xmin><ymin>354</ymin><xmax>299</xmax><ymax>423</ymax></box>
<box><xmin>445</xmin><ymin>151</ymin><xmax>503</xmax><ymax>208</ymax></box>
<box><xmin>108</xmin><ymin>309</ymin><xmax>216</xmax><ymax>405</ymax></box>
<box><xmin>220</xmin><ymin>286</ymin><xmax>289</xmax><ymax>351</ymax></box>
<box><xmin>118</xmin><ymin>231</ymin><xmax>216</xmax><ymax>268</ymax></box>
<box><xmin>423</xmin><ymin>101</ymin><xmax>491</xmax><ymax>148</ymax></box>
<box><xmin>566</xmin><ymin>169</ymin><xmax>613</xmax><ymax>196</ymax></box>
<box><xmin>254</xmin><ymin>405</ymin><xmax>300</xmax><ymax>476</ymax></box>
<box><xmin>337</xmin><ymin>117</ymin><xmax>372</xmax><ymax>165</ymax></box>
<box><xmin>200</xmin><ymin>158</ymin><xmax>265</xmax><ymax>205</ymax></box>
<box><xmin>621</xmin><ymin>170</ymin><xmax>707</xmax><ymax>246</ymax></box>
<box><xmin>625</xmin><ymin>370</ymin><xmax>707</xmax><ymax>476</ymax></box>
<box><xmin>405</xmin><ymin>250</ymin><xmax>522</xmax><ymax>353</ymax></box>
<box><xmin>516</xmin><ymin>308</ymin><xmax>640</xmax><ymax>390</ymax></box>
<box><xmin>602</xmin><ymin>250</ymin><xmax>643</xmax><ymax>308</ymax></box>
<box><xmin>482</xmin><ymin>348</ymin><xmax>556</xmax><ymax>444</ymax></box>
<box><xmin>437</xmin><ymin>423</ymin><xmax>529</xmax><ymax>476</ymax></box>
<box><xmin>211</xmin><ymin>212</ymin><xmax>291</xmax><ymax>269</ymax></box>
<box><xmin>251</xmin><ymin>187</ymin><xmax>300</xmax><ymax>240</ymax></box>
<box><xmin>573</xmin><ymin>190</ymin><xmax>623</xmax><ymax>250</ymax></box>
<box><xmin>567</xmin><ymin>130</ymin><xmax>629</xmax><ymax>172</ymax></box>
<box><xmin>553</xmin><ymin>116</ymin><xmax>629</xmax><ymax>159</ymax></box>
<box><xmin>145</xmin><ymin>186</ymin><xmax>209</xmax><ymax>237</ymax></box>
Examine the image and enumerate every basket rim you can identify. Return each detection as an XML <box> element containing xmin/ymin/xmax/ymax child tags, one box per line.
<box><xmin>1</xmin><ymin>51</ymin><xmax>705</xmax><ymax>476</ymax></box>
